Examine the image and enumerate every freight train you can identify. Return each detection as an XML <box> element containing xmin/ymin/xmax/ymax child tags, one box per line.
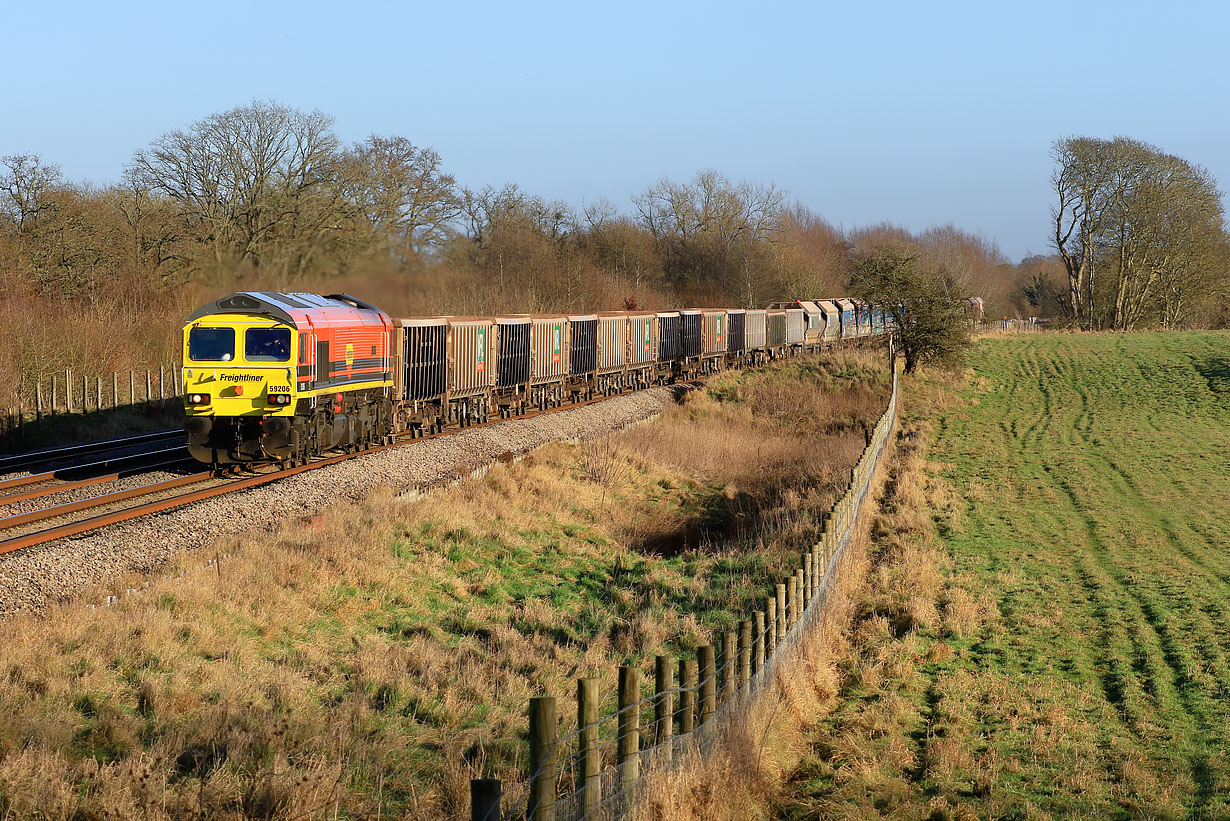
<box><xmin>181</xmin><ymin>293</ymin><xmax>893</xmax><ymax>467</ymax></box>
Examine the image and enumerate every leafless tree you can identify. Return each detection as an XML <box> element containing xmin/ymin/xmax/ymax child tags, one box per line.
<box><xmin>1051</xmin><ymin>136</ymin><xmax>1226</xmax><ymax>329</ymax></box>
<box><xmin>1</xmin><ymin>154</ymin><xmax>62</xmax><ymax>233</ymax></box>
<box><xmin>344</xmin><ymin>136</ymin><xmax>462</xmax><ymax>255</ymax></box>
<box><xmin>130</xmin><ymin>100</ymin><xmax>349</xmax><ymax>276</ymax></box>
<box><xmin>633</xmin><ymin>169</ymin><xmax>785</xmax><ymax>291</ymax></box>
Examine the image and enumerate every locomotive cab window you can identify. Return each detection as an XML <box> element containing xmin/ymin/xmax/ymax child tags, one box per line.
<box><xmin>245</xmin><ymin>328</ymin><xmax>292</xmax><ymax>362</ymax></box>
<box><xmin>188</xmin><ymin>327</ymin><xmax>236</xmax><ymax>361</ymax></box>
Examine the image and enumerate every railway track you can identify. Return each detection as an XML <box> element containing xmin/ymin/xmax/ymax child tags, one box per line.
<box><xmin>0</xmin><ymin>338</ymin><xmax>886</xmax><ymax>563</ymax></box>
<box><xmin>0</xmin><ymin>429</ymin><xmax>185</xmax><ymax>477</ymax></box>
<box><xmin>0</xmin><ymin>446</ymin><xmax>195</xmax><ymax>503</ymax></box>
<box><xmin>0</xmin><ymin>389</ymin><xmax>632</xmax><ymax>559</ymax></box>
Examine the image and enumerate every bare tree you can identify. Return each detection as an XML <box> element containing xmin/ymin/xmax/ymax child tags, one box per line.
<box><xmin>1051</xmin><ymin>137</ymin><xmax>1115</xmax><ymax>327</ymax></box>
<box><xmin>633</xmin><ymin>169</ymin><xmax>785</xmax><ymax>290</ymax></box>
<box><xmin>345</xmin><ymin>136</ymin><xmax>461</xmax><ymax>255</ymax></box>
<box><xmin>103</xmin><ymin>168</ymin><xmax>190</xmax><ymax>285</ymax></box>
<box><xmin>1050</xmin><ymin>136</ymin><xmax>1226</xmax><ymax>329</ymax></box>
<box><xmin>130</xmin><ymin>100</ymin><xmax>349</xmax><ymax>275</ymax></box>
<box><xmin>451</xmin><ymin>184</ymin><xmax>579</xmax><ymax>311</ymax></box>
<box><xmin>1</xmin><ymin>154</ymin><xmax>62</xmax><ymax>233</ymax></box>
<box><xmin>581</xmin><ymin>198</ymin><xmax>660</xmax><ymax>302</ymax></box>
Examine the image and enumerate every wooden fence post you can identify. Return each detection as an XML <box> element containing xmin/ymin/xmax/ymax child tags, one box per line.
<box><xmin>146</xmin><ymin>370</ymin><xmax>152</xmax><ymax>404</ymax></box>
<box><xmin>678</xmin><ymin>659</ymin><xmax>696</xmax><ymax>734</ymax></box>
<box><xmin>130</xmin><ymin>370</ymin><xmax>135</xmax><ymax>405</ymax></box>
<box><xmin>96</xmin><ymin>377</ymin><xmax>102</xmax><ymax>415</ymax></box>
<box><xmin>766</xmin><ymin>596</ymin><xmax>777</xmax><ymax>652</ymax></box>
<box><xmin>578</xmin><ymin>677</ymin><xmax>600</xmax><ymax>816</ymax></box>
<box><xmin>738</xmin><ymin>620</ymin><xmax>751</xmax><ymax>685</ymax></box>
<box><xmin>618</xmin><ymin>665</ymin><xmax>641</xmax><ymax>791</ymax></box>
<box><xmin>35</xmin><ymin>382</ymin><xmax>43</xmax><ymax>422</ymax></box>
<box><xmin>82</xmin><ymin>373</ymin><xmax>87</xmax><ymax>413</ymax></box>
<box><xmin>721</xmin><ymin>630</ymin><xmax>736</xmax><ymax>697</ymax></box>
<box><xmin>51</xmin><ymin>376</ymin><xmax>57</xmax><ymax>415</ymax></box>
<box><xmin>792</xmin><ymin>576</ymin><xmax>801</xmax><ymax>635</ymax></box>
<box><xmin>66</xmin><ymin>369</ymin><xmax>72</xmax><ymax>412</ymax></box>
<box><xmin>698</xmin><ymin>645</ymin><xmax>715</xmax><ymax>726</ymax></box>
<box><xmin>654</xmin><ymin>656</ymin><xmax>674</xmax><ymax>755</ymax></box>
<box><xmin>803</xmin><ymin>553</ymin><xmax>813</xmax><ymax>605</ymax></box>
<box><xmin>775</xmin><ymin>583</ymin><xmax>787</xmax><ymax>646</ymax></box>
<box><xmin>753</xmin><ymin>611</ymin><xmax>765</xmax><ymax>674</ymax></box>
<box><xmin>112</xmin><ymin>372</ymin><xmax>118</xmax><ymax>411</ymax></box>
<box><xmin>795</xmin><ymin>569</ymin><xmax>805</xmax><ymax>623</ymax></box>
<box><xmin>471</xmin><ymin>779</ymin><xmax>501</xmax><ymax>821</ymax></box>
<box><xmin>527</xmin><ymin>696</ymin><xmax>557</xmax><ymax>821</ymax></box>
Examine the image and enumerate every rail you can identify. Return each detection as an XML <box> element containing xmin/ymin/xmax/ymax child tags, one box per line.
<box><xmin>0</xmin><ymin>376</ymin><xmax>687</xmax><ymax>557</ymax></box>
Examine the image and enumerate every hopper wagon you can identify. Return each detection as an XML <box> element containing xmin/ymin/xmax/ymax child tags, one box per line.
<box><xmin>182</xmin><ymin>291</ymin><xmax>905</xmax><ymax>468</ymax></box>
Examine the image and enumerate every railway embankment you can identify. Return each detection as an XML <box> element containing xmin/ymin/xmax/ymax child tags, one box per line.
<box><xmin>0</xmin><ymin>349</ymin><xmax>889</xmax><ymax>818</ymax></box>
<box><xmin>0</xmin><ymin>385</ymin><xmax>678</xmax><ymax>618</ymax></box>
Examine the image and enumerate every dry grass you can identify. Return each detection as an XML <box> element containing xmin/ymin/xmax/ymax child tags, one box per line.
<box><xmin>0</xmin><ymin>350</ymin><xmax>890</xmax><ymax>819</ymax></box>
<box><xmin>768</xmin><ymin>410</ymin><xmax>987</xmax><ymax>820</ymax></box>
<box><xmin>632</xmin><ymin>368</ymin><xmax>1004</xmax><ymax>821</ymax></box>
<box><xmin>629</xmin><ymin>437</ymin><xmax>890</xmax><ymax>821</ymax></box>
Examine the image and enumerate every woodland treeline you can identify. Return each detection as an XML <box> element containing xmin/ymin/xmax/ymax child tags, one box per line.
<box><xmin>1</xmin><ymin>102</ymin><xmax>1225</xmax><ymax>405</ymax></box>
<box><xmin>1049</xmin><ymin>136</ymin><xmax>1230</xmax><ymax>330</ymax></box>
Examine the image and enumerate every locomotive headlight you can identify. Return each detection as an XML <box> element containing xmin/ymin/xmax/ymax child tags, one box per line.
<box><xmin>188</xmin><ymin>393</ymin><xmax>210</xmax><ymax>405</ymax></box>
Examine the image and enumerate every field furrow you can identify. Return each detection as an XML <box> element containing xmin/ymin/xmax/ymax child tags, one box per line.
<box><xmin>784</xmin><ymin>331</ymin><xmax>1230</xmax><ymax>819</ymax></box>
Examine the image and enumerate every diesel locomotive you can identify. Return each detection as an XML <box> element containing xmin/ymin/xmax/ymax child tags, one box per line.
<box><xmin>181</xmin><ymin>293</ymin><xmax>893</xmax><ymax>468</ymax></box>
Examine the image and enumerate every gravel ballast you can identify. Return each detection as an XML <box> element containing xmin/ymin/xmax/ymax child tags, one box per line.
<box><xmin>0</xmin><ymin>387</ymin><xmax>677</xmax><ymax>619</ymax></box>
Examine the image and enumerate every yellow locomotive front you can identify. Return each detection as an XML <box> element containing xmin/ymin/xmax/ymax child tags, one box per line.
<box><xmin>182</xmin><ymin>314</ymin><xmax>299</xmax><ymax>464</ymax></box>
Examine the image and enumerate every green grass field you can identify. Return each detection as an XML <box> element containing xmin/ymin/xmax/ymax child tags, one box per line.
<box><xmin>784</xmin><ymin>332</ymin><xmax>1230</xmax><ymax>819</ymax></box>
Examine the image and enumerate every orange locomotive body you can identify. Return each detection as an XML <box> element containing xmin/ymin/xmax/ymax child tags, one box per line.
<box><xmin>182</xmin><ymin>293</ymin><xmax>394</xmax><ymax>465</ymax></box>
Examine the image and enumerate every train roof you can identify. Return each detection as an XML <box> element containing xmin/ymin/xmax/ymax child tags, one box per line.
<box><xmin>769</xmin><ymin>300</ymin><xmax>821</xmax><ymax>314</ymax></box>
<box><xmin>187</xmin><ymin>292</ymin><xmax>388</xmax><ymax>326</ymax></box>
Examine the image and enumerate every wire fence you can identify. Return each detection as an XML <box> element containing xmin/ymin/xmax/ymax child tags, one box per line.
<box><xmin>975</xmin><ymin>318</ymin><xmax>1041</xmax><ymax>333</ymax></box>
<box><xmin>473</xmin><ymin>350</ymin><xmax>902</xmax><ymax>821</ymax></box>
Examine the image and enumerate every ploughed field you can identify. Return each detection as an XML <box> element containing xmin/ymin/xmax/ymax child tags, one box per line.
<box><xmin>784</xmin><ymin>332</ymin><xmax>1230</xmax><ymax>819</ymax></box>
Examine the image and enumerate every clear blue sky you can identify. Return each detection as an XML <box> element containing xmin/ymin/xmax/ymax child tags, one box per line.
<box><xmin>3</xmin><ymin>0</ymin><xmax>1227</xmax><ymax>262</ymax></box>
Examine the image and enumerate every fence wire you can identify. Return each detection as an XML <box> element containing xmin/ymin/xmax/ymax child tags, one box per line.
<box><xmin>487</xmin><ymin>364</ymin><xmax>900</xmax><ymax>821</ymax></box>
